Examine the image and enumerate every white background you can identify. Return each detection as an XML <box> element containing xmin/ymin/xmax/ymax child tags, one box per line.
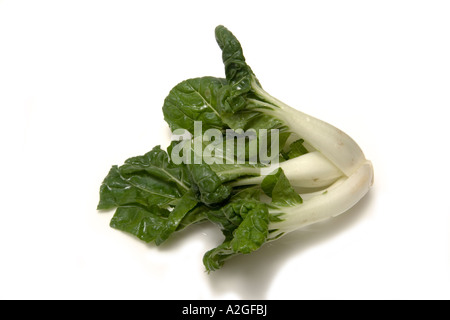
<box><xmin>1</xmin><ymin>0</ymin><xmax>449</xmax><ymax>300</ymax></box>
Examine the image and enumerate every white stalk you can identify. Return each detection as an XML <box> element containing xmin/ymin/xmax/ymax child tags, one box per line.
<box><xmin>252</xmin><ymin>81</ymin><xmax>367</xmax><ymax>177</ymax></box>
<box><xmin>230</xmin><ymin>151</ymin><xmax>344</xmax><ymax>189</ymax></box>
<box><xmin>270</xmin><ymin>160</ymin><xmax>374</xmax><ymax>238</ymax></box>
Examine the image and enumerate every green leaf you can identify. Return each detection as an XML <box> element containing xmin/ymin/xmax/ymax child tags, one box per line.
<box><xmin>110</xmin><ymin>205</ymin><xmax>169</xmax><ymax>243</ymax></box>
<box><xmin>209</xmin><ymin>163</ymin><xmax>260</xmax><ymax>183</ymax></box>
<box><xmin>230</xmin><ymin>202</ymin><xmax>269</xmax><ymax>254</ymax></box>
<box><xmin>97</xmin><ymin>146</ymin><xmax>192</xmax><ymax>211</ymax></box>
<box><xmin>260</xmin><ymin>168</ymin><xmax>280</xmax><ymax>198</ymax></box>
<box><xmin>203</xmin><ymin>201</ymin><xmax>269</xmax><ymax>272</ymax></box>
<box><xmin>120</xmin><ymin>146</ymin><xmax>190</xmax><ymax>193</ymax></box>
<box><xmin>282</xmin><ymin>139</ymin><xmax>309</xmax><ymax>160</ymax></box>
<box><xmin>206</xmin><ymin>187</ymin><xmax>261</xmax><ymax>239</ymax></box>
<box><xmin>230</xmin><ymin>186</ymin><xmax>262</xmax><ymax>200</ymax></box>
<box><xmin>187</xmin><ymin>163</ymin><xmax>232</xmax><ymax>206</ymax></box>
<box><xmin>162</xmin><ymin>77</ymin><xmax>228</xmax><ymax>134</ymax></box>
<box><xmin>110</xmin><ymin>191</ymin><xmax>198</xmax><ymax>245</ymax></box>
<box><xmin>203</xmin><ymin>190</ymin><xmax>269</xmax><ymax>271</ymax></box>
<box><xmin>154</xmin><ymin>190</ymin><xmax>198</xmax><ymax>245</ymax></box>
<box><xmin>262</xmin><ymin>168</ymin><xmax>302</xmax><ymax>206</ymax></box>
<box><xmin>98</xmin><ymin>146</ymin><xmax>200</xmax><ymax>245</ymax></box>
<box><xmin>207</xmin><ymin>204</ymin><xmax>243</xmax><ymax>240</ymax></box>
<box><xmin>214</xmin><ymin>25</ymin><xmax>292</xmax><ymax>159</ymax></box>
<box><xmin>176</xmin><ymin>204</ymin><xmax>209</xmax><ymax>231</ymax></box>
<box><xmin>203</xmin><ymin>241</ymin><xmax>235</xmax><ymax>272</ymax></box>
<box><xmin>97</xmin><ymin>165</ymin><xmax>181</xmax><ymax>210</ymax></box>
<box><xmin>215</xmin><ymin>25</ymin><xmax>257</xmax><ymax>112</ymax></box>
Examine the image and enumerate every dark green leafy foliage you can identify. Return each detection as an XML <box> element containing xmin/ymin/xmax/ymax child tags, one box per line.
<box><xmin>98</xmin><ymin>147</ymin><xmax>200</xmax><ymax>245</ymax></box>
<box><xmin>262</xmin><ymin>168</ymin><xmax>303</xmax><ymax>207</ymax></box>
<box><xmin>109</xmin><ymin>191</ymin><xmax>198</xmax><ymax>245</ymax></box>
<box><xmin>203</xmin><ymin>190</ymin><xmax>270</xmax><ymax>272</ymax></box>
<box><xmin>162</xmin><ymin>77</ymin><xmax>228</xmax><ymax>134</ymax></box>
<box><xmin>214</xmin><ymin>25</ymin><xmax>257</xmax><ymax>113</ymax></box>
<box><xmin>110</xmin><ymin>205</ymin><xmax>169</xmax><ymax>243</ymax></box>
<box><xmin>97</xmin><ymin>25</ymin><xmax>308</xmax><ymax>271</ymax></box>
<box><xmin>97</xmin><ymin>166</ymin><xmax>181</xmax><ymax>210</ymax></box>
<box><xmin>187</xmin><ymin>163</ymin><xmax>232</xmax><ymax>206</ymax></box>
<box><xmin>202</xmin><ymin>241</ymin><xmax>235</xmax><ymax>271</ymax></box>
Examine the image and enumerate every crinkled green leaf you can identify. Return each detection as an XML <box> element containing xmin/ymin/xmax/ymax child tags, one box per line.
<box><xmin>260</xmin><ymin>168</ymin><xmax>280</xmax><ymax>198</ymax></box>
<box><xmin>97</xmin><ymin>165</ymin><xmax>181</xmax><ymax>210</ymax></box>
<box><xmin>206</xmin><ymin>200</ymin><xmax>250</xmax><ymax>239</ymax></box>
<box><xmin>110</xmin><ymin>191</ymin><xmax>198</xmax><ymax>245</ymax></box>
<box><xmin>215</xmin><ymin>25</ymin><xmax>257</xmax><ymax>112</ymax></box>
<box><xmin>203</xmin><ymin>188</ymin><xmax>269</xmax><ymax>271</ymax></box>
<box><xmin>176</xmin><ymin>204</ymin><xmax>209</xmax><ymax>231</ymax></box>
<box><xmin>154</xmin><ymin>190</ymin><xmax>198</xmax><ymax>245</ymax></box>
<box><xmin>230</xmin><ymin>202</ymin><xmax>269</xmax><ymax>254</ymax></box>
<box><xmin>262</xmin><ymin>168</ymin><xmax>302</xmax><ymax>207</ymax></box>
<box><xmin>209</xmin><ymin>163</ymin><xmax>261</xmax><ymax>182</ymax></box>
<box><xmin>110</xmin><ymin>205</ymin><xmax>169</xmax><ymax>243</ymax></box>
<box><xmin>282</xmin><ymin>138</ymin><xmax>309</xmax><ymax>160</ymax></box>
<box><xmin>203</xmin><ymin>201</ymin><xmax>269</xmax><ymax>272</ymax></box>
<box><xmin>203</xmin><ymin>241</ymin><xmax>235</xmax><ymax>272</ymax></box>
<box><xmin>120</xmin><ymin>145</ymin><xmax>190</xmax><ymax>193</ymax></box>
<box><xmin>214</xmin><ymin>25</ymin><xmax>291</xmax><ymax>158</ymax></box>
<box><xmin>97</xmin><ymin>146</ymin><xmax>191</xmax><ymax>211</ymax></box>
<box><xmin>162</xmin><ymin>77</ymin><xmax>228</xmax><ymax>134</ymax></box>
<box><xmin>187</xmin><ymin>163</ymin><xmax>232</xmax><ymax>206</ymax></box>
<box><xmin>206</xmin><ymin>187</ymin><xmax>261</xmax><ymax>238</ymax></box>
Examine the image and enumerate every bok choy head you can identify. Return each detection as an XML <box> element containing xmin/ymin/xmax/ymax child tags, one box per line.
<box><xmin>97</xmin><ymin>25</ymin><xmax>373</xmax><ymax>271</ymax></box>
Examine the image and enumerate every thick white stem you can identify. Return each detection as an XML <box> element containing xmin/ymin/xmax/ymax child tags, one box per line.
<box><xmin>252</xmin><ymin>82</ymin><xmax>367</xmax><ymax>177</ymax></box>
<box><xmin>230</xmin><ymin>151</ymin><xmax>344</xmax><ymax>188</ymax></box>
<box><xmin>270</xmin><ymin>160</ymin><xmax>374</xmax><ymax>237</ymax></box>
